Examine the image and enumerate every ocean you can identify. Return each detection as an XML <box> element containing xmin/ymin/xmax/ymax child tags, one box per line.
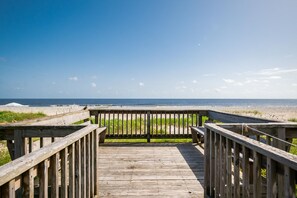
<box><xmin>0</xmin><ymin>99</ymin><xmax>297</xmax><ymax>107</ymax></box>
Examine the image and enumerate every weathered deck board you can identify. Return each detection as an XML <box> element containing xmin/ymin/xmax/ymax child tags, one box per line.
<box><xmin>99</xmin><ymin>143</ymin><xmax>204</xmax><ymax>197</ymax></box>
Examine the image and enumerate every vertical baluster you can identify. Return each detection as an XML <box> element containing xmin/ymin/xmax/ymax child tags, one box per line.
<box><xmin>86</xmin><ymin>134</ymin><xmax>91</xmax><ymax>198</ymax></box>
<box><xmin>173</xmin><ymin>113</ymin><xmax>176</xmax><ymax>135</ymax></box>
<box><xmin>126</xmin><ymin>113</ymin><xmax>128</xmax><ymax>136</ymax></box>
<box><xmin>69</xmin><ymin>144</ymin><xmax>75</xmax><ymax>198</ymax></box>
<box><xmin>169</xmin><ymin>113</ymin><xmax>172</xmax><ymax>135</ymax></box>
<box><xmin>215</xmin><ymin>133</ymin><xmax>220</xmax><ymax>197</ymax></box>
<box><xmin>226</xmin><ymin>139</ymin><xmax>232</xmax><ymax>197</ymax></box>
<box><xmin>160</xmin><ymin>113</ymin><xmax>163</xmax><ymax>135</ymax></box>
<box><xmin>98</xmin><ymin>112</ymin><xmax>101</xmax><ymax>127</ymax></box>
<box><xmin>243</xmin><ymin>146</ymin><xmax>250</xmax><ymax>197</ymax></box>
<box><xmin>186</xmin><ymin>113</ymin><xmax>189</xmax><ymax>134</ymax></box>
<box><xmin>75</xmin><ymin>140</ymin><xmax>81</xmax><ymax>198</ymax></box>
<box><xmin>253</xmin><ymin>151</ymin><xmax>261</xmax><ymax>198</ymax></box>
<box><xmin>182</xmin><ymin>113</ymin><xmax>184</xmax><ymax>134</ymax></box>
<box><xmin>130</xmin><ymin>113</ymin><xmax>133</xmax><ymax>136</ymax></box>
<box><xmin>164</xmin><ymin>112</ymin><xmax>167</xmax><ymax>135</ymax></box>
<box><xmin>112</xmin><ymin>112</ymin><xmax>115</xmax><ymax>136</ymax></box>
<box><xmin>50</xmin><ymin>153</ymin><xmax>59</xmax><ymax>197</ymax></box>
<box><xmin>220</xmin><ymin>136</ymin><xmax>226</xmax><ymax>197</ymax></box>
<box><xmin>39</xmin><ymin>160</ymin><xmax>49</xmax><ymax>198</ymax></box>
<box><xmin>122</xmin><ymin>112</ymin><xmax>124</xmax><ymax>135</ymax></box>
<box><xmin>284</xmin><ymin>166</ymin><xmax>296</xmax><ymax>198</ymax></box>
<box><xmin>140</xmin><ymin>113</ymin><xmax>142</xmax><ymax>135</ymax></box>
<box><xmin>177</xmin><ymin>112</ymin><xmax>180</xmax><ymax>135</ymax></box>
<box><xmin>81</xmin><ymin>137</ymin><xmax>86</xmax><ymax>198</ymax></box>
<box><xmin>267</xmin><ymin>157</ymin><xmax>277</xmax><ymax>198</ymax></box>
<box><xmin>204</xmin><ymin>128</ymin><xmax>211</xmax><ymax>196</ymax></box>
<box><xmin>94</xmin><ymin>129</ymin><xmax>99</xmax><ymax>196</ymax></box>
<box><xmin>103</xmin><ymin>113</ymin><xmax>106</xmax><ymax>127</ymax></box>
<box><xmin>234</xmin><ymin>142</ymin><xmax>240</xmax><ymax>197</ymax></box>
<box><xmin>28</xmin><ymin>137</ymin><xmax>33</xmax><ymax>153</ymax></box>
<box><xmin>23</xmin><ymin>168</ymin><xmax>34</xmax><ymax>197</ymax></box>
<box><xmin>191</xmin><ymin>113</ymin><xmax>194</xmax><ymax>126</ymax></box>
<box><xmin>108</xmin><ymin>112</ymin><xmax>111</xmax><ymax>136</ymax></box>
<box><xmin>144</xmin><ymin>112</ymin><xmax>146</xmax><ymax>135</ymax></box>
<box><xmin>135</xmin><ymin>112</ymin><xmax>137</xmax><ymax>136</ymax></box>
<box><xmin>2</xmin><ymin>179</ymin><xmax>15</xmax><ymax>198</ymax></box>
<box><xmin>155</xmin><ymin>113</ymin><xmax>158</xmax><ymax>135</ymax></box>
<box><xmin>117</xmin><ymin>112</ymin><xmax>119</xmax><ymax>136</ymax></box>
<box><xmin>61</xmin><ymin>148</ymin><xmax>68</xmax><ymax>198</ymax></box>
<box><xmin>90</xmin><ymin>132</ymin><xmax>95</xmax><ymax>196</ymax></box>
<box><xmin>210</xmin><ymin>131</ymin><xmax>215</xmax><ymax>196</ymax></box>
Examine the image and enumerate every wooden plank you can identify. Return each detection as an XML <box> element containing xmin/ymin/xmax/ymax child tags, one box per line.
<box><xmin>23</xmin><ymin>168</ymin><xmax>34</xmax><ymax>198</ymax></box>
<box><xmin>204</xmin><ymin>128</ymin><xmax>210</xmax><ymax>197</ymax></box>
<box><xmin>226</xmin><ymin>138</ymin><xmax>232</xmax><ymax>198</ymax></box>
<box><xmin>50</xmin><ymin>153</ymin><xmax>59</xmax><ymax>197</ymax></box>
<box><xmin>215</xmin><ymin>133</ymin><xmax>220</xmax><ymax>197</ymax></box>
<box><xmin>284</xmin><ymin>165</ymin><xmax>296</xmax><ymax>198</ymax></box>
<box><xmin>1</xmin><ymin>179</ymin><xmax>15</xmax><ymax>198</ymax></box>
<box><xmin>75</xmin><ymin>139</ymin><xmax>81</xmax><ymax>198</ymax></box>
<box><xmin>267</xmin><ymin>157</ymin><xmax>277</xmax><ymax>198</ymax></box>
<box><xmin>68</xmin><ymin>144</ymin><xmax>75</xmax><ymax>198</ymax></box>
<box><xmin>220</xmin><ymin>136</ymin><xmax>226</xmax><ymax>198</ymax></box>
<box><xmin>234</xmin><ymin>142</ymin><xmax>240</xmax><ymax>198</ymax></box>
<box><xmin>147</xmin><ymin>112</ymin><xmax>150</xmax><ymax>143</ymax></box>
<box><xmin>205</xmin><ymin>124</ymin><xmax>297</xmax><ymax>171</ymax></box>
<box><xmin>90</xmin><ymin>132</ymin><xmax>94</xmax><ymax>197</ymax></box>
<box><xmin>208</xmin><ymin>110</ymin><xmax>275</xmax><ymax>123</ymax></box>
<box><xmin>94</xmin><ymin>129</ymin><xmax>99</xmax><ymax>196</ymax></box>
<box><xmin>61</xmin><ymin>147</ymin><xmax>68</xmax><ymax>198</ymax></box>
<box><xmin>242</xmin><ymin>146</ymin><xmax>250</xmax><ymax>197</ymax></box>
<box><xmin>39</xmin><ymin>160</ymin><xmax>48</xmax><ymax>198</ymax></box>
<box><xmin>0</xmin><ymin>125</ymin><xmax>102</xmax><ymax>186</ymax></box>
<box><xmin>86</xmin><ymin>134</ymin><xmax>91</xmax><ymax>198</ymax></box>
<box><xmin>14</xmin><ymin>130</ymin><xmax>24</xmax><ymax>159</ymax></box>
<box><xmin>253</xmin><ymin>151</ymin><xmax>261</xmax><ymax>198</ymax></box>
<box><xmin>210</xmin><ymin>131</ymin><xmax>215</xmax><ymax>197</ymax></box>
<box><xmin>81</xmin><ymin>136</ymin><xmax>86</xmax><ymax>198</ymax></box>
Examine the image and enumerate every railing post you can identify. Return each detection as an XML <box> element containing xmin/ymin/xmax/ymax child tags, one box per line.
<box><xmin>147</xmin><ymin>111</ymin><xmax>150</xmax><ymax>143</ymax></box>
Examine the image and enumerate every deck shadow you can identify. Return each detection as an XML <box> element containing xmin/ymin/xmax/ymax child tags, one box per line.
<box><xmin>176</xmin><ymin>143</ymin><xmax>204</xmax><ymax>184</ymax></box>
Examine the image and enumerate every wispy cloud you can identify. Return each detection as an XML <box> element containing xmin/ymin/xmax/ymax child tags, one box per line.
<box><xmin>292</xmin><ymin>83</ymin><xmax>297</xmax><ymax>87</ymax></box>
<box><xmin>256</xmin><ymin>68</ymin><xmax>297</xmax><ymax>76</ymax></box>
<box><xmin>203</xmin><ymin>73</ymin><xmax>216</xmax><ymax>77</ymax></box>
<box><xmin>68</xmin><ymin>76</ymin><xmax>78</xmax><ymax>81</ymax></box>
<box><xmin>192</xmin><ymin>80</ymin><xmax>197</xmax><ymax>84</ymax></box>
<box><xmin>263</xmin><ymin>76</ymin><xmax>281</xmax><ymax>80</ymax></box>
<box><xmin>223</xmin><ymin>79</ymin><xmax>235</xmax><ymax>83</ymax></box>
<box><xmin>139</xmin><ymin>82</ymin><xmax>144</xmax><ymax>86</ymax></box>
<box><xmin>91</xmin><ymin>82</ymin><xmax>96</xmax><ymax>88</ymax></box>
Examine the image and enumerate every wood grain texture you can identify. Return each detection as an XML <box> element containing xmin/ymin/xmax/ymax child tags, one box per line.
<box><xmin>98</xmin><ymin>143</ymin><xmax>204</xmax><ymax>197</ymax></box>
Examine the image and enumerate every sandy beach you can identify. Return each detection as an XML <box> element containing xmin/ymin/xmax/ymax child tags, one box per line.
<box><xmin>0</xmin><ymin>105</ymin><xmax>296</xmax><ymax>122</ymax></box>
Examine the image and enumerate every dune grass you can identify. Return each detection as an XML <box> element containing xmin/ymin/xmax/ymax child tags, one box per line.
<box><xmin>0</xmin><ymin>111</ymin><xmax>47</xmax><ymax>166</ymax></box>
<box><xmin>0</xmin><ymin>111</ymin><xmax>46</xmax><ymax>124</ymax></box>
<box><xmin>288</xmin><ymin>118</ymin><xmax>297</xmax><ymax>122</ymax></box>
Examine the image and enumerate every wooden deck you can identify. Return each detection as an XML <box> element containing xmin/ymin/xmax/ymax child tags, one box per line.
<box><xmin>98</xmin><ymin>143</ymin><xmax>205</xmax><ymax>197</ymax></box>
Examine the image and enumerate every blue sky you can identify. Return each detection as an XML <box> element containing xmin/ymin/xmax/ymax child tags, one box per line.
<box><xmin>1</xmin><ymin>0</ymin><xmax>297</xmax><ymax>99</ymax></box>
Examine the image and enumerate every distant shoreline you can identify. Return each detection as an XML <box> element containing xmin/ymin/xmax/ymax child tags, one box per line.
<box><xmin>1</xmin><ymin>98</ymin><xmax>297</xmax><ymax>107</ymax></box>
<box><xmin>0</xmin><ymin>105</ymin><xmax>297</xmax><ymax>122</ymax></box>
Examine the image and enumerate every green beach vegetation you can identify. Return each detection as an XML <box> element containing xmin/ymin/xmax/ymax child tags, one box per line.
<box><xmin>0</xmin><ymin>111</ymin><xmax>47</xmax><ymax>165</ymax></box>
<box><xmin>0</xmin><ymin>111</ymin><xmax>46</xmax><ymax>124</ymax></box>
<box><xmin>288</xmin><ymin>118</ymin><xmax>297</xmax><ymax>122</ymax></box>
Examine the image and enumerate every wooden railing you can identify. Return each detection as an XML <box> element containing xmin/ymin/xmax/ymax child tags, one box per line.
<box><xmin>204</xmin><ymin>123</ymin><xmax>297</xmax><ymax>197</ymax></box>
<box><xmin>0</xmin><ymin>125</ymin><xmax>106</xmax><ymax>197</ymax></box>
<box><xmin>90</xmin><ymin>109</ymin><xmax>208</xmax><ymax>142</ymax></box>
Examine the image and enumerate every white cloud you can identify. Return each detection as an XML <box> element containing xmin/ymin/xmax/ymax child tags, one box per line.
<box><xmin>292</xmin><ymin>83</ymin><xmax>297</xmax><ymax>87</ymax></box>
<box><xmin>52</xmin><ymin>81</ymin><xmax>56</xmax><ymax>85</ymax></box>
<box><xmin>139</xmin><ymin>82</ymin><xmax>144</xmax><ymax>86</ymax></box>
<box><xmin>68</xmin><ymin>76</ymin><xmax>78</xmax><ymax>81</ymax></box>
<box><xmin>223</xmin><ymin>79</ymin><xmax>235</xmax><ymax>83</ymax></box>
<box><xmin>263</xmin><ymin>76</ymin><xmax>281</xmax><ymax>80</ymax></box>
<box><xmin>192</xmin><ymin>80</ymin><xmax>197</xmax><ymax>84</ymax></box>
<box><xmin>203</xmin><ymin>73</ymin><xmax>216</xmax><ymax>77</ymax></box>
<box><xmin>91</xmin><ymin>82</ymin><xmax>97</xmax><ymax>88</ymax></box>
<box><xmin>91</xmin><ymin>75</ymin><xmax>97</xmax><ymax>79</ymax></box>
<box><xmin>257</xmin><ymin>68</ymin><xmax>297</xmax><ymax>76</ymax></box>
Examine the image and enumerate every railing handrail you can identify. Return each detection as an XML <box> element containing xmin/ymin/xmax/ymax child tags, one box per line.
<box><xmin>205</xmin><ymin>123</ymin><xmax>297</xmax><ymax>170</ymax></box>
<box><xmin>0</xmin><ymin>124</ymin><xmax>104</xmax><ymax>186</ymax></box>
